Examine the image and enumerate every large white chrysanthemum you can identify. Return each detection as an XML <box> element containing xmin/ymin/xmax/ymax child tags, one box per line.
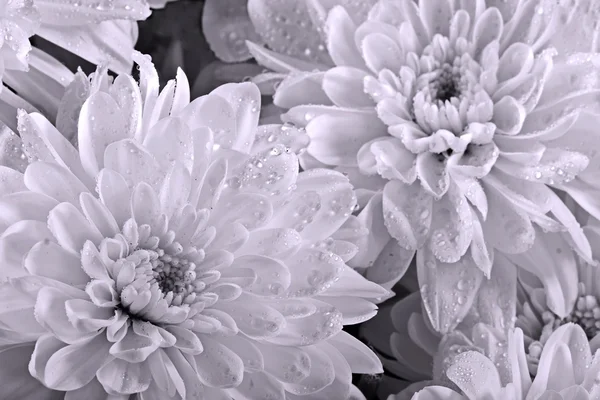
<box><xmin>0</xmin><ymin>53</ymin><xmax>386</xmax><ymax>399</ymax></box>
<box><xmin>403</xmin><ymin>323</ymin><xmax>600</xmax><ymax>400</ymax></box>
<box><xmin>246</xmin><ymin>0</ymin><xmax>600</xmax><ymax>334</ymax></box>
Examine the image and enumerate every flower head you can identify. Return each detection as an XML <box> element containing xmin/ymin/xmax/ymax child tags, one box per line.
<box><xmin>247</xmin><ymin>0</ymin><xmax>599</xmax><ymax>334</ymax></box>
<box><xmin>405</xmin><ymin>323</ymin><xmax>600</xmax><ymax>400</ymax></box>
<box><xmin>0</xmin><ymin>53</ymin><xmax>386</xmax><ymax>399</ymax></box>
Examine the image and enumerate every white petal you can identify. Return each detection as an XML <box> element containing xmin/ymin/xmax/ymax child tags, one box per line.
<box><xmin>366</xmin><ymin>238</ymin><xmax>415</xmax><ymax>289</ymax></box>
<box><xmin>36</xmin><ymin>20</ymin><xmax>139</xmax><ymax>74</ymax></box>
<box><xmin>194</xmin><ymin>336</ymin><xmax>244</xmax><ymax>388</ymax></box>
<box><xmin>329</xmin><ymin>330</ymin><xmax>382</xmax><ymax>374</ymax></box>
<box><xmin>159</xmin><ymin>162</ymin><xmax>191</xmax><ymax>219</ymax></box>
<box><xmin>24</xmin><ymin>161</ymin><xmax>89</xmax><ymax>207</ymax></box>
<box><xmin>419</xmin><ymin>0</ymin><xmax>452</xmax><ymax>38</ymax></box>
<box><xmin>202</xmin><ymin>0</ymin><xmax>262</xmax><ymax>63</ymax></box>
<box><xmin>0</xmin><ymin>191</ymin><xmax>58</xmax><ymax>234</ymax></box>
<box><xmin>31</xmin><ymin>333</ymin><xmax>112</xmax><ymax>391</ymax></box>
<box><xmin>48</xmin><ymin>202</ymin><xmax>103</xmax><ymax>253</ymax></box>
<box><xmin>36</xmin><ymin>0</ymin><xmax>149</xmax><ymax>26</ymax></box>
<box><xmin>307</xmin><ymin>112</ymin><xmax>385</xmax><ymax>167</ymax></box>
<box><xmin>416</xmin><ymin>152</ymin><xmax>449</xmax><ymax>199</ymax></box>
<box><xmin>382</xmin><ymin>180</ymin><xmax>432</xmax><ymax>250</ymax></box>
<box><xmin>326</xmin><ymin>6</ymin><xmax>366</xmax><ymax>69</ymax></box>
<box><xmin>447</xmin><ymin>351</ymin><xmax>502</xmax><ymax>399</ymax></box>
<box><xmin>322</xmin><ymin>66</ymin><xmax>373</xmax><ymax>107</ymax></box>
<box><xmin>24</xmin><ymin>239</ymin><xmax>89</xmax><ymax>286</ymax></box>
<box><xmin>103</xmin><ymin>139</ymin><xmax>162</xmax><ymax>191</ymax></box>
<box><xmin>493</xmin><ymin>96</ymin><xmax>526</xmax><ymax>135</ymax></box>
<box><xmin>472</xmin><ymin>7</ymin><xmax>503</xmax><ymax>56</ymax></box>
<box><xmin>18</xmin><ymin>111</ymin><xmax>94</xmax><ymax>190</ymax></box>
<box><xmin>482</xmin><ymin>180</ymin><xmax>536</xmax><ymax>254</ymax></box>
<box><xmin>246</xmin><ymin>41</ymin><xmax>328</xmax><ymax>74</ymax></box>
<box><xmin>0</xmin><ymin>220</ymin><xmax>54</xmax><ymax>278</ymax></box>
<box><xmin>274</xmin><ymin>71</ymin><xmax>332</xmax><ymax>110</ymax></box>
<box><xmin>97</xmin><ymin>168</ymin><xmax>131</xmax><ymax>228</ymax></box>
<box><xmin>0</xmin><ymin>344</ymin><xmax>61</xmax><ymax>400</ymax></box>
<box><xmin>209</xmin><ymin>82</ymin><xmax>261</xmax><ymax>153</ymax></box>
<box><xmin>348</xmin><ymin>192</ymin><xmax>391</xmax><ymax>269</ymax></box>
<box><xmin>417</xmin><ymin>247</ymin><xmax>485</xmax><ymax>334</ymax></box>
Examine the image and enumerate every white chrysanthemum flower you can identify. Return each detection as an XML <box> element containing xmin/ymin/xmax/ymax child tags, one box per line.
<box><xmin>512</xmin><ymin>226</ymin><xmax>600</xmax><ymax>376</ymax></box>
<box><xmin>0</xmin><ymin>53</ymin><xmax>386</xmax><ymax>399</ymax></box>
<box><xmin>402</xmin><ymin>323</ymin><xmax>600</xmax><ymax>400</ymax></box>
<box><xmin>247</xmin><ymin>0</ymin><xmax>600</xmax><ymax>334</ymax></box>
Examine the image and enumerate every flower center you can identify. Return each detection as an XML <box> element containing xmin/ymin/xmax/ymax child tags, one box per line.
<box><xmin>419</xmin><ymin>62</ymin><xmax>464</xmax><ymax>105</ymax></box>
<box><xmin>561</xmin><ymin>295</ymin><xmax>600</xmax><ymax>339</ymax></box>
<box><xmin>146</xmin><ymin>249</ymin><xmax>198</xmax><ymax>299</ymax></box>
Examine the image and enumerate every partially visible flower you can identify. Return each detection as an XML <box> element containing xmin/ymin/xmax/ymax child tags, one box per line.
<box><xmin>360</xmin><ymin>253</ymin><xmax>518</xmax><ymax>398</ymax></box>
<box><xmin>202</xmin><ymin>0</ymin><xmax>378</xmax><ymax>64</ymax></box>
<box><xmin>245</xmin><ymin>0</ymin><xmax>600</xmax><ymax>336</ymax></box>
<box><xmin>0</xmin><ymin>53</ymin><xmax>387</xmax><ymax>399</ymax></box>
<box><xmin>403</xmin><ymin>323</ymin><xmax>600</xmax><ymax>400</ymax></box>
<box><xmin>512</xmin><ymin>228</ymin><xmax>600</xmax><ymax>376</ymax></box>
<box><xmin>205</xmin><ymin>0</ymin><xmax>600</xmax><ymax>65</ymax></box>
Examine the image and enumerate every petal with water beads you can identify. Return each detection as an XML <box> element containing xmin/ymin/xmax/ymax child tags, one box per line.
<box><xmin>236</xmin><ymin>228</ymin><xmax>302</xmax><ymax>259</ymax></box>
<box><xmin>383</xmin><ymin>180</ymin><xmax>432</xmax><ymax>251</ymax></box>
<box><xmin>97</xmin><ymin>168</ymin><xmax>131</xmax><ymax>228</ymax></box>
<box><xmin>159</xmin><ymin>162</ymin><xmax>191</xmax><ymax>219</ymax></box>
<box><xmin>109</xmin><ymin>326</ymin><xmax>159</xmax><ymax>364</ymax></box>
<box><xmin>143</xmin><ymin>117</ymin><xmax>194</xmax><ymax>173</ymax></box>
<box><xmin>78</xmin><ymin>92</ymin><xmax>129</xmax><ymax>177</ymax></box>
<box><xmin>217</xmin><ymin>335</ymin><xmax>264</xmax><ymax>372</ymax></box>
<box><xmin>428</xmin><ymin>183</ymin><xmax>473</xmax><ymax>264</ymax></box>
<box><xmin>210</xmin><ymin>82</ymin><xmax>261</xmax><ymax>153</ymax></box>
<box><xmin>214</xmin><ymin>296</ymin><xmax>285</xmax><ymax>338</ymax></box>
<box><xmin>287</xmin><ymin>343</ymin><xmax>351</xmax><ymax>400</ymax></box>
<box><xmin>227</xmin><ymin>371</ymin><xmax>286</xmax><ymax>399</ymax></box>
<box><xmin>202</xmin><ymin>0</ymin><xmax>261</xmax><ymax>63</ymax></box>
<box><xmin>266</xmin><ymin>299</ymin><xmax>342</xmax><ymax>347</ymax></box>
<box><xmin>194</xmin><ymin>335</ymin><xmax>244</xmax><ymax>388</ymax></box>
<box><xmin>482</xmin><ymin>182</ymin><xmax>536</xmax><ymax>254</ymax></box>
<box><xmin>282</xmin><ymin>344</ymin><xmax>336</xmax><ymax>395</ymax></box>
<box><xmin>417</xmin><ymin>248</ymin><xmax>485</xmax><ymax>334</ymax></box>
<box><xmin>17</xmin><ymin>111</ymin><xmax>94</xmax><ymax>190</ymax></box>
<box><xmin>211</xmin><ymin>192</ymin><xmax>272</xmax><ymax>231</ymax></box>
<box><xmin>446</xmin><ymin>351</ymin><xmax>502</xmax><ymax>399</ymax></box>
<box><xmin>230</xmin><ymin>144</ymin><xmax>299</xmax><ymax>196</ymax></box>
<box><xmin>97</xmin><ymin>358</ymin><xmax>152</xmax><ymax>395</ymax></box>
<box><xmin>233</xmin><ymin>255</ymin><xmax>291</xmax><ymax>297</ymax></box>
<box><xmin>256</xmin><ymin>343</ymin><xmax>311</xmax><ymax>384</ymax></box>
<box><xmin>348</xmin><ymin>192</ymin><xmax>391</xmax><ymax>269</ymax></box>
<box><xmin>284</xmin><ymin>248</ymin><xmax>345</xmax><ymax>298</ymax></box>
<box><xmin>0</xmin><ymin>166</ymin><xmax>26</xmax><ymax>196</ymax></box>
<box><xmin>104</xmin><ymin>139</ymin><xmax>162</xmax><ymax>191</ymax></box>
